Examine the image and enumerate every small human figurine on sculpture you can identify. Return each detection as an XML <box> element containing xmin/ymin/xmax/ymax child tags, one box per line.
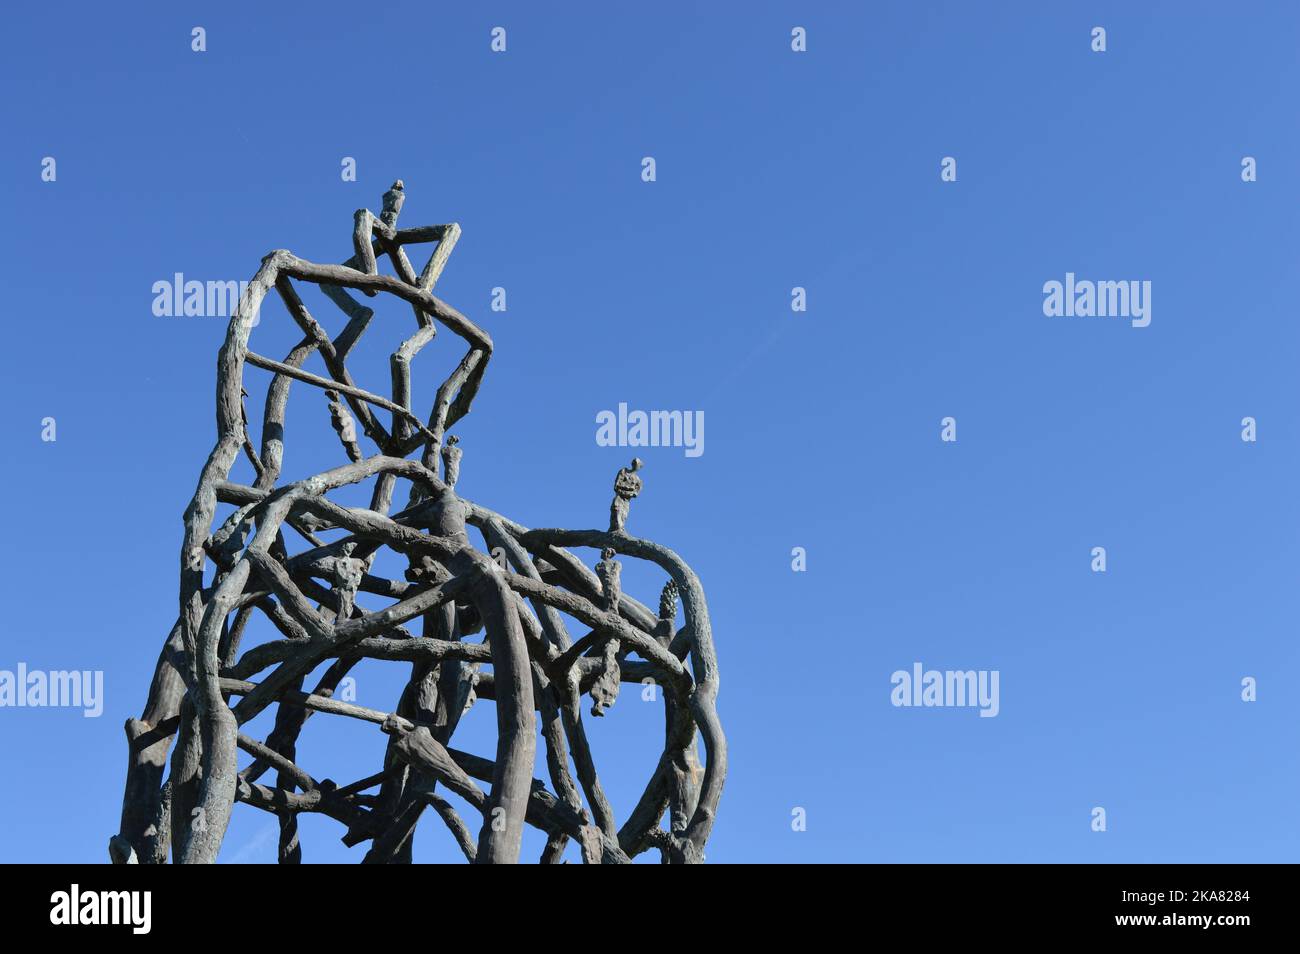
<box><xmin>590</xmin><ymin>548</ymin><xmax>624</xmax><ymax>717</ymax></box>
<box><xmin>608</xmin><ymin>458</ymin><xmax>643</xmax><ymax>533</ymax></box>
<box><xmin>380</xmin><ymin>179</ymin><xmax>405</xmax><ymax>228</ymax></box>
<box><xmin>441</xmin><ymin>435</ymin><xmax>463</xmax><ymax>490</ymax></box>
<box><xmin>325</xmin><ymin>389</ymin><xmax>363</xmax><ymax>462</ymax></box>
<box><xmin>332</xmin><ymin>542</ymin><xmax>365</xmax><ymax>620</ymax></box>
<box><xmin>596</xmin><ymin>547</ymin><xmax>622</xmax><ymax>614</ymax></box>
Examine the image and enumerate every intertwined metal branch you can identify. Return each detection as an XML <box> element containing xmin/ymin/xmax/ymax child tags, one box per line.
<box><xmin>112</xmin><ymin>182</ymin><xmax>725</xmax><ymax>864</ymax></box>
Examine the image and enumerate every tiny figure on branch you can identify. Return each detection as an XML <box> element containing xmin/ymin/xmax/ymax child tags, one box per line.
<box><xmin>609</xmin><ymin>457</ymin><xmax>643</xmax><ymax>533</ymax></box>
<box><xmin>589</xmin><ymin>635</ymin><xmax>622</xmax><ymax>718</ymax></box>
<box><xmin>325</xmin><ymin>389</ymin><xmax>363</xmax><ymax>462</ymax></box>
<box><xmin>597</xmin><ymin>547</ymin><xmax>622</xmax><ymax>614</ymax></box>
<box><xmin>332</xmin><ymin>542</ymin><xmax>365</xmax><ymax>620</ymax></box>
<box><xmin>590</xmin><ymin>548</ymin><xmax>624</xmax><ymax>717</ymax></box>
<box><xmin>380</xmin><ymin>179</ymin><xmax>405</xmax><ymax>228</ymax></box>
<box><xmin>441</xmin><ymin>434</ymin><xmax>463</xmax><ymax>490</ymax></box>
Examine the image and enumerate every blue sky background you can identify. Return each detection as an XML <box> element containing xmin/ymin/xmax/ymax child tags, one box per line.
<box><xmin>2</xmin><ymin>1</ymin><xmax>1298</xmax><ymax>863</ymax></box>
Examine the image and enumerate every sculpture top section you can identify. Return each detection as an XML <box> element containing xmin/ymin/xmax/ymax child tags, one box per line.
<box><xmin>117</xmin><ymin>182</ymin><xmax>724</xmax><ymax>866</ymax></box>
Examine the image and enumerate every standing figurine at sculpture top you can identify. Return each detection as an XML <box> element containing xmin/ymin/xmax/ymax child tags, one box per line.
<box><xmin>380</xmin><ymin>179</ymin><xmax>405</xmax><ymax>227</ymax></box>
<box><xmin>609</xmin><ymin>458</ymin><xmax>643</xmax><ymax>533</ymax></box>
<box><xmin>114</xmin><ymin>181</ymin><xmax>724</xmax><ymax>866</ymax></box>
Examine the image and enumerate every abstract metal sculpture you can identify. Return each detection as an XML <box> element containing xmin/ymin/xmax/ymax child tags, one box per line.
<box><xmin>114</xmin><ymin>182</ymin><xmax>724</xmax><ymax>864</ymax></box>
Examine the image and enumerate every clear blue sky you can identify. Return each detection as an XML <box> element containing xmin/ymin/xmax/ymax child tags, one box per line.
<box><xmin>2</xmin><ymin>1</ymin><xmax>1297</xmax><ymax>863</ymax></box>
